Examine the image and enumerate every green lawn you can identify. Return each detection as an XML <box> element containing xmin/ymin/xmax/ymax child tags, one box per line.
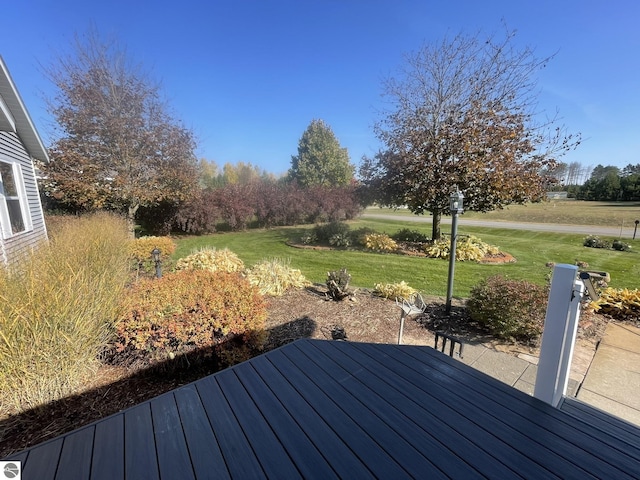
<box><xmin>367</xmin><ymin>200</ymin><xmax>640</xmax><ymax>228</ymax></box>
<box><xmin>174</xmin><ymin>217</ymin><xmax>640</xmax><ymax>299</ymax></box>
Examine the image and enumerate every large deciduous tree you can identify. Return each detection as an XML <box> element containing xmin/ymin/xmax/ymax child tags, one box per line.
<box><xmin>41</xmin><ymin>31</ymin><xmax>199</xmax><ymax>224</ymax></box>
<box><xmin>288</xmin><ymin>119</ymin><xmax>354</xmax><ymax>187</ymax></box>
<box><xmin>361</xmin><ymin>27</ymin><xmax>579</xmax><ymax>239</ymax></box>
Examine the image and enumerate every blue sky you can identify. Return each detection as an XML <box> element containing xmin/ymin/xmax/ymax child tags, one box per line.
<box><xmin>2</xmin><ymin>0</ymin><xmax>639</xmax><ymax>176</ymax></box>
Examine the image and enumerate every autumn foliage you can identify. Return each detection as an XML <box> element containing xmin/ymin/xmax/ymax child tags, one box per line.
<box><xmin>173</xmin><ymin>182</ymin><xmax>362</xmax><ymax>234</ymax></box>
<box><xmin>363</xmin><ymin>27</ymin><xmax>579</xmax><ymax>239</ymax></box>
<box><xmin>115</xmin><ymin>270</ymin><xmax>267</xmax><ymax>368</ymax></box>
<box><xmin>41</xmin><ymin>31</ymin><xmax>199</xmax><ymax>223</ymax></box>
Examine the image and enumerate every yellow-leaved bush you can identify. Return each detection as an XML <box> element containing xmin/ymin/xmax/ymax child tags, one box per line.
<box><xmin>245</xmin><ymin>258</ymin><xmax>310</xmax><ymax>296</ymax></box>
<box><xmin>373</xmin><ymin>281</ymin><xmax>417</xmax><ymax>300</ymax></box>
<box><xmin>129</xmin><ymin>236</ymin><xmax>176</xmax><ymax>274</ymax></box>
<box><xmin>425</xmin><ymin>235</ymin><xmax>500</xmax><ymax>261</ymax></box>
<box><xmin>590</xmin><ymin>288</ymin><xmax>640</xmax><ymax>321</ymax></box>
<box><xmin>363</xmin><ymin>233</ymin><xmax>398</xmax><ymax>252</ymax></box>
<box><xmin>115</xmin><ymin>270</ymin><xmax>267</xmax><ymax>368</ymax></box>
<box><xmin>175</xmin><ymin>247</ymin><xmax>244</xmax><ymax>273</ymax></box>
<box><xmin>129</xmin><ymin>236</ymin><xmax>176</xmax><ymax>262</ymax></box>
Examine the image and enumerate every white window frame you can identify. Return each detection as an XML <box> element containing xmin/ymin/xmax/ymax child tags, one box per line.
<box><xmin>0</xmin><ymin>158</ymin><xmax>32</xmax><ymax>239</ymax></box>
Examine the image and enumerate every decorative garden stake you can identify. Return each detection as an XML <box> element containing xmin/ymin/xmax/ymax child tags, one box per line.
<box><xmin>446</xmin><ymin>189</ymin><xmax>464</xmax><ymax>313</ymax></box>
<box><xmin>151</xmin><ymin>247</ymin><xmax>162</xmax><ymax>278</ymax></box>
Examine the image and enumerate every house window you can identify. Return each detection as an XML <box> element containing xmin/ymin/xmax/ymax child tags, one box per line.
<box><xmin>0</xmin><ymin>160</ymin><xmax>30</xmax><ymax>236</ymax></box>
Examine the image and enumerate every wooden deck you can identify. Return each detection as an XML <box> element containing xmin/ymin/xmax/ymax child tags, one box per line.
<box><xmin>6</xmin><ymin>339</ymin><xmax>640</xmax><ymax>479</ymax></box>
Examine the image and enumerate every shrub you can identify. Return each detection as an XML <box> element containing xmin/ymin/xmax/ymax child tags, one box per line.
<box><xmin>373</xmin><ymin>281</ymin><xmax>417</xmax><ymax>300</ymax></box>
<box><xmin>314</xmin><ymin>221</ymin><xmax>351</xmax><ymax>243</ymax></box>
<box><xmin>425</xmin><ymin>235</ymin><xmax>499</xmax><ymax>261</ymax></box>
<box><xmin>612</xmin><ymin>240</ymin><xmax>631</xmax><ymax>251</ymax></box>
<box><xmin>352</xmin><ymin>227</ymin><xmax>379</xmax><ymax>246</ymax></box>
<box><xmin>326</xmin><ymin>268</ymin><xmax>353</xmax><ymax>300</ymax></box>
<box><xmin>0</xmin><ymin>213</ymin><xmax>131</xmax><ymax>412</ymax></box>
<box><xmin>299</xmin><ymin>232</ymin><xmax>318</xmax><ymax>245</ymax></box>
<box><xmin>392</xmin><ymin>228</ymin><xmax>430</xmax><ymax>243</ymax></box>
<box><xmin>173</xmin><ymin>189</ymin><xmax>221</xmax><ymax>234</ymax></box>
<box><xmin>467</xmin><ymin>275</ymin><xmax>548</xmax><ymax>341</ymax></box>
<box><xmin>590</xmin><ymin>288</ymin><xmax>640</xmax><ymax>321</ymax></box>
<box><xmin>329</xmin><ymin>232</ymin><xmax>352</xmax><ymax>247</ymax></box>
<box><xmin>129</xmin><ymin>236</ymin><xmax>177</xmax><ymax>274</ymax></box>
<box><xmin>115</xmin><ymin>270</ymin><xmax>267</xmax><ymax>368</ymax></box>
<box><xmin>245</xmin><ymin>258</ymin><xmax>310</xmax><ymax>296</ymax></box>
<box><xmin>175</xmin><ymin>247</ymin><xmax>244</xmax><ymax>273</ymax></box>
<box><xmin>305</xmin><ymin>185</ymin><xmax>362</xmax><ymax>223</ymax></box>
<box><xmin>363</xmin><ymin>233</ymin><xmax>398</xmax><ymax>252</ymax></box>
<box><xmin>583</xmin><ymin>235</ymin><xmax>611</xmax><ymax>249</ymax></box>
<box><xmin>253</xmin><ymin>182</ymin><xmax>309</xmax><ymax>228</ymax></box>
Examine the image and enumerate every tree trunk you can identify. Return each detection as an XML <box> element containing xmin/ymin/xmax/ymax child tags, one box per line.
<box><xmin>127</xmin><ymin>203</ymin><xmax>140</xmax><ymax>237</ymax></box>
<box><xmin>432</xmin><ymin>209</ymin><xmax>442</xmax><ymax>240</ymax></box>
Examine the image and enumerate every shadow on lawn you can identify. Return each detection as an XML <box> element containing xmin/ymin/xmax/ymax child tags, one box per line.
<box><xmin>0</xmin><ymin>316</ymin><xmax>318</xmax><ymax>458</ymax></box>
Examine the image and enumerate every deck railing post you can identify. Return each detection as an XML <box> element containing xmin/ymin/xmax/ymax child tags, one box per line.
<box><xmin>534</xmin><ymin>264</ymin><xmax>584</xmax><ymax>407</ymax></box>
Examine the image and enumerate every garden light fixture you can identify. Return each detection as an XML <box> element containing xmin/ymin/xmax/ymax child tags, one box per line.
<box><xmin>446</xmin><ymin>188</ymin><xmax>464</xmax><ymax>313</ymax></box>
<box><xmin>151</xmin><ymin>247</ymin><xmax>162</xmax><ymax>278</ymax></box>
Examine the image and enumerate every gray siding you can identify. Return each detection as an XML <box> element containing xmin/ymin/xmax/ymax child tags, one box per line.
<box><xmin>0</xmin><ymin>131</ymin><xmax>47</xmax><ymax>265</ymax></box>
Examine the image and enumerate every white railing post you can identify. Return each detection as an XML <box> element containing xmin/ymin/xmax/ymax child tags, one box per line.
<box><xmin>534</xmin><ymin>264</ymin><xmax>584</xmax><ymax>407</ymax></box>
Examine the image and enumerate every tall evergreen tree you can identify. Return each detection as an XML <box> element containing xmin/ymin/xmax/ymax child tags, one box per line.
<box><xmin>288</xmin><ymin>119</ymin><xmax>354</xmax><ymax>187</ymax></box>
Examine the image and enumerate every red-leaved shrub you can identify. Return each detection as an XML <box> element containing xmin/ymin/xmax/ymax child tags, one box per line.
<box><xmin>467</xmin><ymin>275</ymin><xmax>548</xmax><ymax>341</ymax></box>
<box><xmin>114</xmin><ymin>270</ymin><xmax>267</xmax><ymax>368</ymax></box>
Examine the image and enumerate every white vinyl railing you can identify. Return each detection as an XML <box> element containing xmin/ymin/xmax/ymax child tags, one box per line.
<box><xmin>534</xmin><ymin>264</ymin><xmax>586</xmax><ymax>407</ymax></box>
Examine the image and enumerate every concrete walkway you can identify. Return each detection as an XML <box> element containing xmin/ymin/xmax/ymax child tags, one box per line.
<box><xmin>452</xmin><ymin>323</ymin><xmax>640</xmax><ymax>426</ymax></box>
<box><xmin>577</xmin><ymin>322</ymin><xmax>640</xmax><ymax>425</ymax></box>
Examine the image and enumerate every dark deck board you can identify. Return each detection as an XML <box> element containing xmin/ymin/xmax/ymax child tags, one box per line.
<box><xmin>278</xmin><ymin>349</ymin><xmax>475</xmax><ymax>478</ymax></box>
<box><xmin>196</xmin><ymin>375</ymin><xmax>266</xmax><ymax>478</ymax></box>
<box><xmin>151</xmin><ymin>393</ymin><xmax>195</xmax><ymax>480</ymax></box>
<box><xmin>124</xmin><ymin>403</ymin><xmax>160</xmax><ymax>480</ymax></box>
<box><xmin>90</xmin><ymin>415</ymin><xmax>124</xmax><ymax>480</ymax></box>
<box><xmin>7</xmin><ymin>338</ymin><xmax>640</xmax><ymax>479</ymax></box>
<box><xmin>233</xmin><ymin>363</ymin><xmax>340</xmax><ymax>479</ymax></box>
<box><xmin>215</xmin><ymin>368</ymin><xmax>302</xmax><ymax>479</ymax></box>
<box><xmin>173</xmin><ymin>385</ymin><xmax>231</xmax><ymax>479</ymax></box>
<box><xmin>249</xmin><ymin>353</ymin><xmax>382</xmax><ymax>478</ymax></box>
<box><xmin>264</xmin><ymin>348</ymin><xmax>426</xmax><ymax>479</ymax></box>
<box><xmin>55</xmin><ymin>426</ymin><xmax>93</xmax><ymax>480</ymax></box>
<box><xmin>367</xmin><ymin>341</ymin><xmax>640</xmax><ymax>478</ymax></box>
<box><xmin>378</xmin><ymin>343</ymin><xmax>634</xmax><ymax>469</ymax></box>
<box><xmin>4</xmin><ymin>449</ymin><xmax>29</xmax><ymax>464</ymax></box>
<box><xmin>307</xmin><ymin>340</ymin><xmax>566</xmax><ymax>479</ymax></box>
<box><xmin>21</xmin><ymin>437</ymin><xmax>63</xmax><ymax>480</ymax></box>
<box><xmin>344</xmin><ymin>341</ymin><xmax>596</xmax><ymax>478</ymax></box>
<box><xmin>561</xmin><ymin>396</ymin><xmax>640</xmax><ymax>442</ymax></box>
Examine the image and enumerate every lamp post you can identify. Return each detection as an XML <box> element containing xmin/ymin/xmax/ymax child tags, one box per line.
<box><xmin>634</xmin><ymin>220</ymin><xmax>639</xmax><ymax>240</ymax></box>
<box><xmin>445</xmin><ymin>189</ymin><xmax>464</xmax><ymax>313</ymax></box>
<box><xmin>151</xmin><ymin>247</ymin><xmax>162</xmax><ymax>278</ymax></box>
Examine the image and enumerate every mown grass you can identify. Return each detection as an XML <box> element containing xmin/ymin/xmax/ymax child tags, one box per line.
<box><xmin>174</xmin><ymin>217</ymin><xmax>640</xmax><ymax>298</ymax></box>
<box><xmin>367</xmin><ymin>200</ymin><xmax>640</xmax><ymax>228</ymax></box>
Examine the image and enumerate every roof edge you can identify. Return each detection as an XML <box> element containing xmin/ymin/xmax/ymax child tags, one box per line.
<box><xmin>0</xmin><ymin>56</ymin><xmax>49</xmax><ymax>162</ymax></box>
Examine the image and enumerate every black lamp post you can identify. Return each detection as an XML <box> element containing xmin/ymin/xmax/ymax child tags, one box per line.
<box><xmin>634</xmin><ymin>220</ymin><xmax>639</xmax><ymax>240</ymax></box>
<box><xmin>445</xmin><ymin>189</ymin><xmax>464</xmax><ymax>313</ymax></box>
<box><xmin>151</xmin><ymin>247</ymin><xmax>162</xmax><ymax>278</ymax></box>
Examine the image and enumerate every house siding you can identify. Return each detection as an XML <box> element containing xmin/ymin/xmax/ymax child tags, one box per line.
<box><xmin>0</xmin><ymin>131</ymin><xmax>47</xmax><ymax>265</ymax></box>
